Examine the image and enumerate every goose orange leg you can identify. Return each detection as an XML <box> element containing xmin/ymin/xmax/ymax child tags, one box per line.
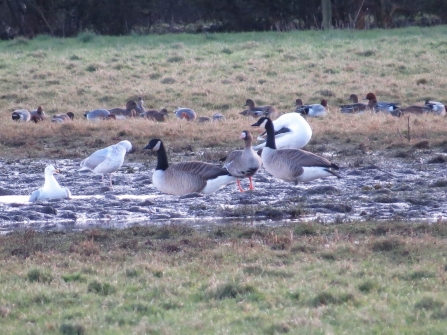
<box><xmin>237</xmin><ymin>179</ymin><xmax>245</xmax><ymax>192</ymax></box>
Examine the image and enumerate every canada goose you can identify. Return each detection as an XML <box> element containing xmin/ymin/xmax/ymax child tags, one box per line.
<box><xmin>251</xmin><ymin>117</ymin><xmax>340</xmax><ymax>184</ymax></box>
<box><xmin>29</xmin><ymin>165</ymin><xmax>71</xmax><ymax>202</ymax></box>
<box><xmin>252</xmin><ymin>112</ymin><xmax>312</xmax><ymax>151</ymax></box>
<box><xmin>340</xmin><ymin>94</ymin><xmax>369</xmax><ymax>113</ymax></box>
<box><xmin>12</xmin><ymin>109</ymin><xmax>31</xmax><ymax>122</ymax></box>
<box><xmin>224</xmin><ymin>130</ymin><xmax>262</xmax><ymax>192</ymax></box>
<box><xmin>364</xmin><ymin>92</ymin><xmax>400</xmax><ymax>116</ymax></box>
<box><xmin>295</xmin><ymin>99</ymin><xmax>328</xmax><ymax>117</ymax></box>
<box><xmin>175</xmin><ymin>107</ymin><xmax>197</xmax><ymax>121</ymax></box>
<box><xmin>51</xmin><ymin>112</ymin><xmax>75</xmax><ymax>123</ymax></box>
<box><xmin>144</xmin><ymin>139</ymin><xmax>236</xmax><ymax>195</ymax></box>
<box><xmin>425</xmin><ymin>100</ymin><xmax>446</xmax><ymax>116</ymax></box>
<box><xmin>84</xmin><ymin>109</ymin><xmax>112</xmax><ymax>121</ymax></box>
<box><xmin>79</xmin><ymin>140</ymin><xmax>132</xmax><ymax>188</ymax></box>
<box><xmin>30</xmin><ymin>106</ymin><xmax>46</xmax><ymax>123</ymax></box>
<box><xmin>241</xmin><ymin>99</ymin><xmax>278</xmax><ymax>119</ymax></box>
<box><xmin>142</xmin><ymin>108</ymin><xmax>169</xmax><ymax>122</ymax></box>
<box><xmin>108</xmin><ymin>100</ymin><xmax>140</xmax><ymax>119</ymax></box>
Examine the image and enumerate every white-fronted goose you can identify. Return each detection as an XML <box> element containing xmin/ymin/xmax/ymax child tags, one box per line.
<box><xmin>108</xmin><ymin>100</ymin><xmax>140</xmax><ymax>119</ymax></box>
<box><xmin>51</xmin><ymin>112</ymin><xmax>75</xmax><ymax>123</ymax></box>
<box><xmin>29</xmin><ymin>165</ymin><xmax>71</xmax><ymax>202</ymax></box>
<box><xmin>144</xmin><ymin>139</ymin><xmax>236</xmax><ymax>195</ymax></box>
<box><xmin>224</xmin><ymin>130</ymin><xmax>262</xmax><ymax>192</ymax></box>
<box><xmin>425</xmin><ymin>100</ymin><xmax>446</xmax><ymax>116</ymax></box>
<box><xmin>241</xmin><ymin>99</ymin><xmax>278</xmax><ymax>119</ymax></box>
<box><xmin>364</xmin><ymin>92</ymin><xmax>400</xmax><ymax>116</ymax></box>
<box><xmin>12</xmin><ymin>109</ymin><xmax>31</xmax><ymax>122</ymax></box>
<box><xmin>295</xmin><ymin>99</ymin><xmax>328</xmax><ymax>117</ymax></box>
<box><xmin>340</xmin><ymin>94</ymin><xmax>369</xmax><ymax>113</ymax></box>
<box><xmin>30</xmin><ymin>106</ymin><xmax>46</xmax><ymax>123</ymax></box>
<box><xmin>251</xmin><ymin>117</ymin><xmax>340</xmax><ymax>184</ymax></box>
<box><xmin>252</xmin><ymin>112</ymin><xmax>312</xmax><ymax>151</ymax></box>
<box><xmin>175</xmin><ymin>107</ymin><xmax>197</xmax><ymax>121</ymax></box>
<box><xmin>79</xmin><ymin>140</ymin><xmax>132</xmax><ymax>188</ymax></box>
<box><xmin>142</xmin><ymin>108</ymin><xmax>169</xmax><ymax>122</ymax></box>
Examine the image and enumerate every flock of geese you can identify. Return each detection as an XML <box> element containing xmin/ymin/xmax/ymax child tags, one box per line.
<box><xmin>14</xmin><ymin>92</ymin><xmax>445</xmax><ymax>202</ymax></box>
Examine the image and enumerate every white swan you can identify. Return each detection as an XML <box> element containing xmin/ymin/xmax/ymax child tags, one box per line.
<box><xmin>29</xmin><ymin>165</ymin><xmax>71</xmax><ymax>202</ymax></box>
<box><xmin>252</xmin><ymin>113</ymin><xmax>312</xmax><ymax>151</ymax></box>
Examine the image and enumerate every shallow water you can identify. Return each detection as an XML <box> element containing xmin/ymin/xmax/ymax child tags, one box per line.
<box><xmin>1</xmin><ymin>148</ymin><xmax>447</xmax><ymax>233</ymax></box>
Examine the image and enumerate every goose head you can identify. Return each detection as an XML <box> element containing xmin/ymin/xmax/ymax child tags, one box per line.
<box><xmin>144</xmin><ymin>139</ymin><xmax>162</xmax><ymax>151</ymax></box>
<box><xmin>295</xmin><ymin>98</ymin><xmax>303</xmax><ymax>106</ymax></box>
<box><xmin>364</xmin><ymin>92</ymin><xmax>377</xmax><ymax>101</ymax></box>
<box><xmin>240</xmin><ymin>130</ymin><xmax>253</xmax><ymax>141</ymax></box>
<box><xmin>244</xmin><ymin>99</ymin><xmax>255</xmax><ymax>109</ymax></box>
<box><xmin>160</xmin><ymin>108</ymin><xmax>169</xmax><ymax>116</ymax></box>
<box><xmin>250</xmin><ymin>117</ymin><xmax>271</xmax><ymax>129</ymax></box>
<box><xmin>67</xmin><ymin>112</ymin><xmax>75</xmax><ymax>120</ymax></box>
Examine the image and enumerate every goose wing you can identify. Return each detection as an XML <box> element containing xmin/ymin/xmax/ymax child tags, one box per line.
<box><xmin>173</xmin><ymin>161</ymin><xmax>231</xmax><ymax>179</ymax></box>
<box><xmin>278</xmin><ymin>149</ymin><xmax>338</xmax><ymax>169</ymax></box>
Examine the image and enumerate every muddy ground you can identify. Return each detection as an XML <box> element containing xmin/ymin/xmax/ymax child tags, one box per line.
<box><xmin>1</xmin><ymin>143</ymin><xmax>447</xmax><ymax>233</ymax></box>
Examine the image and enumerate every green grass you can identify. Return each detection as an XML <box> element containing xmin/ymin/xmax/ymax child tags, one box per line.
<box><xmin>1</xmin><ymin>222</ymin><xmax>447</xmax><ymax>333</ymax></box>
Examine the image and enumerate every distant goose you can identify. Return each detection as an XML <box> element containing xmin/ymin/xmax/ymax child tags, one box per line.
<box><xmin>212</xmin><ymin>113</ymin><xmax>226</xmax><ymax>121</ymax></box>
<box><xmin>251</xmin><ymin>117</ymin><xmax>340</xmax><ymax>184</ymax></box>
<box><xmin>224</xmin><ymin>130</ymin><xmax>262</xmax><ymax>192</ymax></box>
<box><xmin>295</xmin><ymin>99</ymin><xmax>328</xmax><ymax>117</ymax></box>
<box><xmin>293</xmin><ymin>98</ymin><xmax>304</xmax><ymax>112</ymax></box>
<box><xmin>51</xmin><ymin>112</ymin><xmax>75</xmax><ymax>123</ymax></box>
<box><xmin>364</xmin><ymin>92</ymin><xmax>400</xmax><ymax>116</ymax></box>
<box><xmin>340</xmin><ymin>94</ymin><xmax>369</xmax><ymax>113</ymax></box>
<box><xmin>241</xmin><ymin>99</ymin><xmax>278</xmax><ymax>119</ymax></box>
<box><xmin>30</xmin><ymin>106</ymin><xmax>46</xmax><ymax>123</ymax></box>
<box><xmin>425</xmin><ymin>100</ymin><xmax>446</xmax><ymax>116</ymax></box>
<box><xmin>197</xmin><ymin>113</ymin><xmax>226</xmax><ymax>123</ymax></box>
<box><xmin>142</xmin><ymin>108</ymin><xmax>169</xmax><ymax>122</ymax></box>
<box><xmin>398</xmin><ymin>105</ymin><xmax>430</xmax><ymax>116</ymax></box>
<box><xmin>29</xmin><ymin>165</ymin><xmax>71</xmax><ymax>202</ymax></box>
<box><xmin>84</xmin><ymin>109</ymin><xmax>112</xmax><ymax>121</ymax></box>
<box><xmin>197</xmin><ymin>116</ymin><xmax>211</xmax><ymax>123</ymax></box>
<box><xmin>79</xmin><ymin>140</ymin><xmax>132</xmax><ymax>188</ymax></box>
<box><xmin>252</xmin><ymin>112</ymin><xmax>312</xmax><ymax>151</ymax></box>
<box><xmin>175</xmin><ymin>107</ymin><xmax>197</xmax><ymax>121</ymax></box>
<box><xmin>144</xmin><ymin>139</ymin><xmax>236</xmax><ymax>195</ymax></box>
<box><xmin>108</xmin><ymin>100</ymin><xmax>140</xmax><ymax>119</ymax></box>
<box><xmin>137</xmin><ymin>97</ymin><xmax>146</xmax><ymax>113</ymax></box>
<box><xmin>12</xmin><ymin>109</ymin><xmax>31</xmax><ymax>122</ymax></box>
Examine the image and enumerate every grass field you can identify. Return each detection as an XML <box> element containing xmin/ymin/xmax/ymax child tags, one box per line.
<box><xmin>2</xmin><ymin>27</ymin><xmax>447</xmax><ymax>334</ymax></box>
<box><xmin>0</xmin><ymin>27</ymin><xmax>447</xmax><ymax>159</ymax></box>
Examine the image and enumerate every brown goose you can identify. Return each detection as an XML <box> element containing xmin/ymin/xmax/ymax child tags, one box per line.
<box><xmin>30</xmin><ymin>106</ymin><xmax>46</xmax><ymax>123</ymax></box>
<box><xmin>241</xmin><ymin>99</ymin><xmax>278</xmax><ymax>119</ymax></box>
<box><xmin>340</xmin><ymin>94</ymin><xmax>369</xmax><ymax>113</ymax></box>
<box><xmin>251</xmin><ymin>117</ymin><xmax>340</xmax><ymax>184</ymax></box>
<box><xmin>108</xmin><ymin>100</ymin><xmax>140</xmax><ymax>119</ymax></box>
<box><xmin>142</xmin><ymin>108</ymin><xmax>169</xmax><ymax>122</ymax></box>
<box><xmin>224</xmin><ymin>130</ymin><xmax>262</xmax><ymax>192</ymax></box>
<box><xmin>144</xmin><ymin>139</ymin><xmax>236</xmax><ymax>195</ymax></box>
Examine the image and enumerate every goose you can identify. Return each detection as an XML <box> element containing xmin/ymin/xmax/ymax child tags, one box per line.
<box><xmin>108</xmin><ymin>100</ymin><xmax>140</xmax><ymax>119</ymax></box>
<box><xmin>144</xmin><ymin>139</ymin><xmax>236</xmax><ymax>195</ymax></box>
<box><xmin>29</xmin><ymin>165</ymin><xmax>71</xmax><ymax>202</ymax></box>
<box><xmin>175</xmin><ymin>107</ymin><xmax>197</xmax><ymax>121</ymax></box>
<box><xmin>142</xmin><ymin>108</ymin><xmax>169</xmax><ymax>122</ymax></box>
<box><xmin>295</xmin><ymin>99</ymin><xmax>328</xmax><ymax>117</ymax></box>
<box><xmin>30</xmin><ymin>106</ymin><xmax>46</xmax><ymax>123</ymax></box>
<box><xmin>241</xmin><ymin>99</ymin><xmax>278</xmax><ymax>119</ymax></box>
<box><xmin>197</xmin><ymin>116</ymin><xmax>211</xmax><ymax>123</ymax></box>
<box><xmin>84</xmin><ymin>109</ymin><xmax>112</xmax><ymax>121</ymax></box>
<box><xmin>51</xmin><ymin>112</ymin><xmax>75</xmax><ymax>123</ymax></box>
<box><xmin>79</xmin><ymin>140</ymin><xmax>132</xmax><ymax>188</ymax></box>
<box><xmin>425</xmin><ymin>100</ymin><xmax>446</xmax><ymax>116</ymax></box>
<box><xmin>213</xmin><ymin>113</ymin><xmax>226</xmax><ymax>121</ymax></box>
<box><xmin>224</xmin><ymin>130</ymin><xmax>262</xmax><ymax>192</ymax></box>
<box><xmin>252</xmin><ymin>112</ymin><xmax>312</xmax><ymax>151</ymax></box>
<box><xmin>340</xmin><ymin>94</ymin><xmax>369</xmax><ymax>113</ymax></box>
<box><xmin>364</xmin><ymin>92</ymin><xmax>400</xmax><ymax>116</ymax></box>
<box><xmin>398</xmin><ymin>105</ymin><xmax>430</xmax><ymax>116</ymax></box>
<box><xmin>12</xmin><ymin>109</ymin><xmax>31</xmax><ymax>122</ymax></box>
<box><xmin>251</xmin><ymin>117</ymin><xmax>340</xmax><ymax>184</ymax></box>
<box><xmin>137</xmin><ymin>97</ymin><xmax>146</xmax><ymax>113</ymax></box>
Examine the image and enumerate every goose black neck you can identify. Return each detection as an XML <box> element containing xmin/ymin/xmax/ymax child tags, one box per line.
<box><xmin>264</xmin><ymin>118</ymin><xmax>277</xmax><ymax>150</ymax></box>
<box><xmin>156</xmin><ymin>142</ymin><xmax>169</xmax><ymax>171</ymax></box>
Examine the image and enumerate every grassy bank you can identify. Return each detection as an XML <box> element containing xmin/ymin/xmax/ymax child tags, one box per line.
<box><xmin>0</xmin><ymin>27</ymin><xmax>447</xmax><ymax>159</ymax></box>
<box><xmin>1</xmin><ymin>221</ymin><xmax>447</xmax><ymax>334</ymax></box>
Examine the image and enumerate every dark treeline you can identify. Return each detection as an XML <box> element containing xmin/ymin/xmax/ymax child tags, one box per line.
<box><xmin>0</xmin><ymin>0</ymin><xmax>446</xmax><ymax>39</ymax></box>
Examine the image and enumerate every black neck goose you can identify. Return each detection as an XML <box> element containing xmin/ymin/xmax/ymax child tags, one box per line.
<box><xmin>251</xmin><ymin>117</ymin><xmax>340</xmax><ymax>184</ymax></box>
<box><xmin>144</xmin><ymin>139</ymin><xmax>236</xmax><ymax>195</ymax></box>
<box><xmin>224</xmin><ymin>130</ymin><xmax>262</xmax><ymax>192</ymax></box>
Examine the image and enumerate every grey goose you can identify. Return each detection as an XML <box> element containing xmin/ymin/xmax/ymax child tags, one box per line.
<box><xmin>251</xmin><ymin>117</ymin><xmax>340</xmax><ymax>184</ymax></box>
<box><xmin>144</xmin><ymin>139</ymin><xmax>236</xmax><ymax>195</ymax></box>
<box><xmin>224</xmin><ymin>130</ymin><xmax>262</xmax><ymax>192</ymax></box>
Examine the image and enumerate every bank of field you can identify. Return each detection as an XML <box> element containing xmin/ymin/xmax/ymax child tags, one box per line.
<box><xmin>1</xmin><ymin>222</ymin><xmax>447</xmax><ymax>334</ymax></box>
<box><xmin>0</xmin><ymin>27</ymin><xmax>447</xmax><ymax>159</ymax></box>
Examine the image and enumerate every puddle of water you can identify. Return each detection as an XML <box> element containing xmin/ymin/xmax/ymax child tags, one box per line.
<box><xmin>0</xmin><ymin>194</ymin><xmax>158</xmax><ymax>205</ymax></box>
